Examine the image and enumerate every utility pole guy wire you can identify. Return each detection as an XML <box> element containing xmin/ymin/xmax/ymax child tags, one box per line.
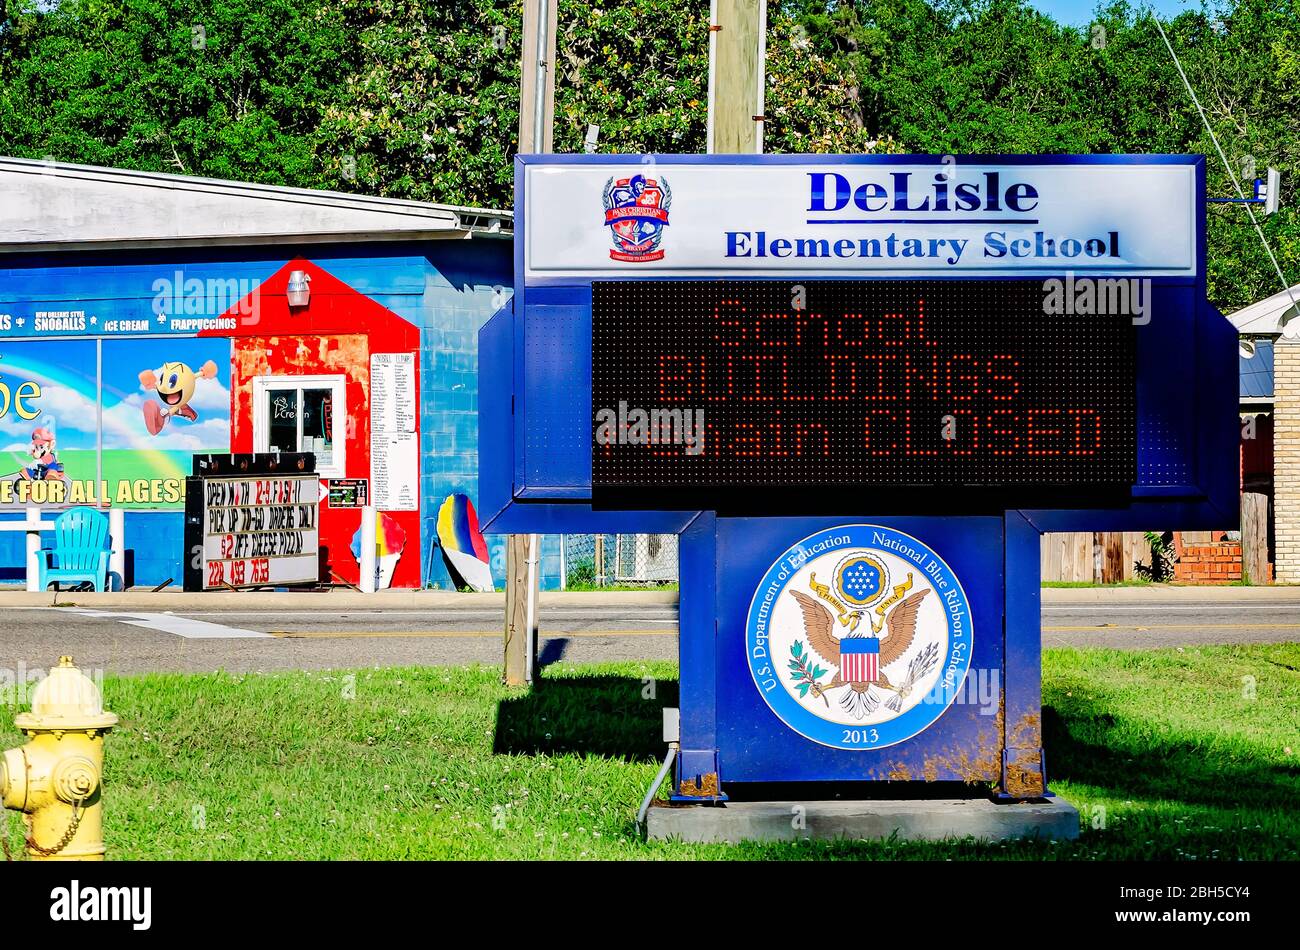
<box><xmin>1151</xmin><ymin>11</ymin><xmax>1300</xmax><ymax>330</ymax></box>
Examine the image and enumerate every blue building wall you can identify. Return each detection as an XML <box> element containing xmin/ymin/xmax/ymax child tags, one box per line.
<box><xmin>125</xmin><ymin>512</ymin><xmax>187</xmax><ymax>587</ymax></box>
<box><xmin>0</xmin><ymin>238</ymin><xmax>579</xmax><ymax>591</ymax></box>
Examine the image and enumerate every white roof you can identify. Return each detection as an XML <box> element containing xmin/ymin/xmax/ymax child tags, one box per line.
<box><xmin>0</xmin><ymin>156</ymin><xmax>511</xmax><ymax>251</ymax></box>
<box><xmin>1228</xmin><ymin>281</ymin><xmax>1300</xmax><ymax>335</ymax></box>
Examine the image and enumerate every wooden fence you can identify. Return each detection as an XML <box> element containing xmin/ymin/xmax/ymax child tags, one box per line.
<box><xmin>1042</xmin><ymin>492</ymin><xmax>1271</xmax><ymax>583</ymax></box>
<box><xmin>1040</xmin><ymin>532</ymin><xmax>1155</xmax><ymax>583</ymax></box>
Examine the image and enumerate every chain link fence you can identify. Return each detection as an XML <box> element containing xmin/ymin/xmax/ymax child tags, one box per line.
<box><xmin>559</xmin><ymin>534</ymin><xmax>678</xmax><ymax>588</ymax></box>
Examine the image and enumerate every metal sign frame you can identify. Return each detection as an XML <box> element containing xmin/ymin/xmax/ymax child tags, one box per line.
<box><xmin>481</xmin><ymin>153</ymin><xmax>1236</xmax><ymax>800</ymax></box>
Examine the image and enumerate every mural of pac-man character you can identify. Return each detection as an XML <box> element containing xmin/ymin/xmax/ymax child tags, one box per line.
<box><xmin>139</xmin><ymin>360</ymin><xmax>218</xmax><ymax>435</ymax></box>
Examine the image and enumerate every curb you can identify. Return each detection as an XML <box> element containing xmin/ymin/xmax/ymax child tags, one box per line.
<box><xmin>2</xmin><ymin>585</ymin><xmax>1294</xmax><ymax>610</ymax></box>
<box><xmin>1040</xmin><ymin>585</ymin><xmax>1300</xmax><ymax>604</ymax></box>
<box><xmin>0</xmin><ymin>589</ymin><xmax>680</xmax><ymax>610</ymax></box>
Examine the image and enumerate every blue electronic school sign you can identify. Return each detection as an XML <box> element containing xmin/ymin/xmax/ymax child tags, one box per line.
<box><xmin>483</xmin><ymin>154</ymin><xmax>1236</xmax><ymax>799</ymax></box>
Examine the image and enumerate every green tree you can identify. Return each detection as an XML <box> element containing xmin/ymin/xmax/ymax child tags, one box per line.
<box><xmin>779</xmin><ymin>0</ymin><xmax>1299</xmax><ymax>309</ymax></box>
<box><xmin>0</xmin><ymin>0</ymin><xmax>1296</xmax><ymax>309</ymax></box>
<box><xmin>0</xmin><ymin>0</ymin><xmax>355</xmax><ymax>186</ymax></box>
<box><xmin>312</xmin><ymin>0</ymin><xmax>522</xmax><ymax>206</ymax></box>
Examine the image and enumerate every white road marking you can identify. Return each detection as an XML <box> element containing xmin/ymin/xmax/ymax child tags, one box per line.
<box><xmin>62</xmin><ymin>609</ymin><xmax>271</xmax><ymax>639</ymax></box>
<box><xmin>1042</xmin><ymin>604</ymin><xmax>1300</xmax><ymax>611</ymax></box>
<box><xmin>174</xmin><ymin>611</ymin><xmax>680</xmax><ymax>624</ymax></box>
<box><xmin>174</xmin><ymin>610</ymin><xmax>679</xmax><ymax>617</ymax></box>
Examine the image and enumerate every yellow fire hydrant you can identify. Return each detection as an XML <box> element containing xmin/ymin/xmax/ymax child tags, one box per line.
<box><xmin>1</xmin><ymin>657</ymin><xmax>117</xmax><ymax>860</ymax></box>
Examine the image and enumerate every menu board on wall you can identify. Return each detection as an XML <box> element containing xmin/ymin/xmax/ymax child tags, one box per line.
<box><xmin>371</xmin><ymin>352</ymin><xmax>417</xmax><ymax>434</ymax></box>
<box><xmin>199</xmin><ymin>474</ymin><xmax>320</xmax><ymax>589</ymax></box>
<box><xmin>372</xmin><ymin>432</ymin><xmax>419</xmax><ymax>511</ymax></box>
<box><xmin>370</xmin><ymin>352</ymin><xmax>418</xmax><ymax>511</ymax></box>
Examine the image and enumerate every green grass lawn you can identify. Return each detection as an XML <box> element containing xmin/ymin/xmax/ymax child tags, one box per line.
<box><xmin>561</xmin><ymin>582</ymin><xmax>680</xmax><ymax>592</ymax></box>
<box><xmin>2</xmin><ymin>646</ymin><xmax>1296</xmax><ymax>860</ymax></box>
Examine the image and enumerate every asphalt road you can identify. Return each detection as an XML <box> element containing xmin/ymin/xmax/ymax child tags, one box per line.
<box><xmin>0</xmin><ymin>605</ymin><xmax>680</xmax><ymax>674</ymax></box>
<box><xmin>1040</xmin><ymin>601</ymin><xmax>1300</xmax><ymax>649</ymax></box>
<box><xmin>0</xmin><ymin>597</ymin><xmax>1295</xmax><ymax>675</ymax></box>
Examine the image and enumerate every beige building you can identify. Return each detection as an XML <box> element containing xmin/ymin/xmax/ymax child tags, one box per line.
<box><xmin>1232</xmin><ymin>283</ymin><xmax>1300</xmax><ymax>583</ymax></box>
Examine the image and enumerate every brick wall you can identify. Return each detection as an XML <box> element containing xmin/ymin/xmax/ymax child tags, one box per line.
<box><xmin>1276</xmin><ymin>340</ymin><xmax>1300</xmax><ymax>582</ymax></box>
<box><xmin>1174</xmin><ymin>540</ymin><xmax>1242</xmax><ymax>583</ymax></box>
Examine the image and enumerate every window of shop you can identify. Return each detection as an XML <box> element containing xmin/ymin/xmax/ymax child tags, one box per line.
<box><xmin>252</xmin><ymin>375</ymin><xmax>346</xmax><ymax>477</ymax></box>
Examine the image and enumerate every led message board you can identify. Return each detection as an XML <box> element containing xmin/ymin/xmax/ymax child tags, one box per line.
<box><xmin>592</xmin><ymin>279</ymin><xmax>1136</xmax><ymax>495</ymax></box>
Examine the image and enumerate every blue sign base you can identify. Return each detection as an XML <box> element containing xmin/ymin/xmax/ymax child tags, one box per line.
<box><xmin>673</xmin><ymin>511</ymin><xmax>1048</xmax><ymax>801</ymax></box>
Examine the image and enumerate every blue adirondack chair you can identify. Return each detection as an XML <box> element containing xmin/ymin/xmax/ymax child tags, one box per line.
<box><xmin>37</xmin><ymin>507</ymin><xmax>112</xmax><ymax>592</ymax></box>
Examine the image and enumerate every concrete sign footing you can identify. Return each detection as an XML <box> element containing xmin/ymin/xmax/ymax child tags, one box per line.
<box><xmin>646</xmin><ymin>797</ymin><xmax>1080</xmax><ymax>844</ymax></box>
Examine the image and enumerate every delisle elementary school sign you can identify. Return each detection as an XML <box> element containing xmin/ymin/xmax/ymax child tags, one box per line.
<box><xmin>526</xmin><ymin>160</ymin><xmax>1197</xmax><ymax>276</ymax></box>
<box><xmin>484</xmin><ymin>154</ymin><xmax>1235</xmax><ymax>801</ymax></box>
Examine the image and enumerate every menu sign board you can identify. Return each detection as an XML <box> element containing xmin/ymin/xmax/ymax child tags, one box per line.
<box><xmin>370</xmin><ymin>352</ymin><xmax>418</xmax><ymax>511</ymax></box>
<box><xmin>199</xmin><ymin>474</ymin><xmax>320</xmax><ymax>589</ymax></box>
<box><xmin>371</xmin><ymin>352</ymin><xmax>417</xmax><ymax>433</ymax></box>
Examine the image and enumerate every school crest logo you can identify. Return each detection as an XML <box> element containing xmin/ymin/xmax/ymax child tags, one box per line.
<box><xmin>746</xmin><ymin>524</ymin><xmax>973</xmax><ymax>750</ymax></box>
<box><xmin>602</xmin><ymin>173</ymin><xmax>671</xmax><ymax>262</ymax></box>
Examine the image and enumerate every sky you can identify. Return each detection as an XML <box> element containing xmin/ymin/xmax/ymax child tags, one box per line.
<box><xmin>1028</xmin><ymin>0</ymin><xmax>1206</xmax><ymax>26</ymax></box>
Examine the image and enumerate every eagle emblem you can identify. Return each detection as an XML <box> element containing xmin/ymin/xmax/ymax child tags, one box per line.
<box><xmin>783</xmin><ymin>552</ymin><xmax>943</xmax><ymax>720</ymax></box>
<box><xmin>789</xmin><ymin>583</ymin><xmax>937</xmax><ymax>719</ymax></box>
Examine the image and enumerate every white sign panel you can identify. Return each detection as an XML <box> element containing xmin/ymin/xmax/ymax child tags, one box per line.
<box><xmin>370</xmin><ymin>352</ymin><xmax>417</xmax><ymax>434</ymax></box>
<box><xmin>524</xmin><ymin>160</ymin><xmax>1197</xmax><ymax>279</ymax></box>
<box><xmin>201</xmin><ymin>475</ymin><xmax>320</xmax><ymax>589</ymax></box>
<box><xmin>370</xmin><ymin>351</ymin><xmax>419</xmax><ymax>511</ymax></box>
<box><xmin>372</xmin><ymin>430</ymin><xmax>419</xmax><ymax>511</ymax></box>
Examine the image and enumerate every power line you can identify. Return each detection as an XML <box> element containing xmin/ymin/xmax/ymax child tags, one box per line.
<box><xmin>1150</xmin><ymin>10</ymin><xmax>1300</xmax><ymax>328</ymax></box>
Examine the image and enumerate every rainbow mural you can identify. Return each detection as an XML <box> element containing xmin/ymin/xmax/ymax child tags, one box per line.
<box><xmin>0</xmin><ymin>338</ymin><xmax>230</xmax><ymax>508</ymax></box>
<box><xmin>436</xmin><ymin>493</ymin><xmax>493</xmax><ymax>592</ymax></box>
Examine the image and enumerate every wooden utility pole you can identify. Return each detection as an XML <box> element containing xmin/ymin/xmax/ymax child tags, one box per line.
<box><xmin>503</xmin><ymin>534</ymin><xmax>535</xmax><ymax>685</ymax></box>
<box><xmin>519</xmin><ymin>0</ymin><xmax>558</xmax><ymax>155</ymax></box>
<box><xmin>708</xmin><ymin>0</ymin><xmax>767</xmax><ymax>154</ymax></box>
<box><xmin>506</xmin><ymin>1</ymin><xmax>558</xmax><ymax>686</ymax></box>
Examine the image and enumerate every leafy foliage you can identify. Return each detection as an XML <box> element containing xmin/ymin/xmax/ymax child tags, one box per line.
<box><xmin>565</xmin><ymin>556</ymin><xmax>596</xmax><ymax>587</ymax></box>
<box><xmin>314</xmin><ymin>0</ymin><xmax>522</xmax><ymax>205</ymax></box>
<box><xmin>0</xmin><ymin>0</ymin><xmax>356</xmax><ymax>185</ymax></box>
<box><xmin>788</xmin><ymin>639</ymin><xmax>827</xmax><ymax>699</ymax></box>
<box><xmin>0</xmin><ymin>0</ymin><xmax>1296</xmax><ymax>307</ymax></box>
